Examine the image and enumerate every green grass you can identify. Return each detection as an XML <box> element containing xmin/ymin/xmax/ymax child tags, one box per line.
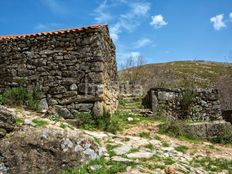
<box><xmin>144</xmin><ymin>143</ymin><xmax>153</xmax><ymax>150</ymax></box>
<box><xmin>60</xmin><ymin>123</ymin><xmax>67</xmax><ymax>129</ymax></box>
<box><xmin>191</xmin><ymin>156</ymin><xmax>232</xmax><ymax>173</ymax></box>
<box><xmin>122</xmin><ymin>137</ymin><xmax>130</xmax><ymax>142</ymax></box>
<box><xmin>163</xmin><ymin>157</ymin><xmax>175</xmax><ymax>165</ymax></box>
<box><xmin>62</xmin><ymin>157</ymin><xmax>136</xmax><ymax>174</ymax></box>
<box><xmin>0</xmin><ymin>87</ymin><xmax>42</xmax><ymax>110</ymax></box>
<box><xmin>106</xmin><ymin>144</ymin><xmax>119</xmax><ymax>157</ymax></box>
<box><xmin>49</xmin><ymin>115</ymin><xmax>61</xmax><ymax>122</ymax></box>
<box><xmin>175</xmin><ymin>145</ymin><xmax>188</xmax><ymax>153</ymax></box>
<box><xmin>32</xmin><ymin>118</ymin><xmax>48</xmax><ymax>127</ymax></box>
<box><xmin>154</xmin><ymin>135</ymin><xmax>162</xmax><ymax>141</ymax></box>
<box><xmin>139</xmin><ymin>132</ymin><xmax>150</xmax><ymax>138</ymax></box>
<box><xmin>16</xmin><ymin>117</ymin><xmax>24</xmax><ymax>126</ymax></box>
<box><xmin>161</xmin><ymin>141</ymin><xmax>170</xmax><ymax>147</ymax></box>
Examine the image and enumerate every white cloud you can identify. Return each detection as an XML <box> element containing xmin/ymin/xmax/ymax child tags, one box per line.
<box><xmin>94</xmin><ymin>0</ymin><xmax>150</xmax><ymax>41</ymax></box>
<box><xmin>131</xmin><ymin>2</ymin><xmax>151</xmax><ymax>16</ymax></box>
<box><xmin>110</xmin><ymin>23</ymin><xmax>121</xmax><ymax>41</ymax></box>
<box><xmin>94</xmin><ymin>0</ymin><xmax>112</xmax><ymax>23</ymax></box>
<box><xmin>130</xmin><ymin>51</ymin><xmax>141</xmax><ymax>59</ymax></box>
<box><xmin>40</xmin><ymin>0</ymin><xmax>68</xmax><ymax>15</ymax></box>
<box><xmin>210</xmin><ymin>14</ymin><xmax>226</xmax><ymax>31</ymax></box>
<box><xmin>150</xmin><ymin>14</ymin><xmax>168</xmax><ymax>29</ymax></box>
<box><xmin>34</xmin><ymin>23</ymin><xmax>61</xmax><ymax>31</ymax></box>
<box><xmin>230</xmin><ymin>12</ymin><xmax>232</xmax><ymax>20</ymax></box>
<box><xmin>134</xmin><ymin>38</ymin><xmax>152</xmax><ymax>48</ymax></box>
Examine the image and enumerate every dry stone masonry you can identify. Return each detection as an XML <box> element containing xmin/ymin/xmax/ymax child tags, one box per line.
<box><xmin>0</xmin><ymin>25</ymin><xmax>118</xmax><ymax>117</ymax></box>
<box><xmin>145</xmin><ymin>88</ymin><xmax>222</xmax><ymax>121</ymax></box>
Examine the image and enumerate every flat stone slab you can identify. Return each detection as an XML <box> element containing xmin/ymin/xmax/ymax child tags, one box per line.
<box><xmin>127</xmin><ymin>152</ymin><xmax>153</xmax><ymax>159</ymax></box>
<box><xmin>111</xmin><ymin>156</ymin><xmax>133</xmax><ymax>162</ymax></box>
<box><xmin>113</xmin><ymin>145</ymin><xmax>132</xmax><ymax>155</ymax></box>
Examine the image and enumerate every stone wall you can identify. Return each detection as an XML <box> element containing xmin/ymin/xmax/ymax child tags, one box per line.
<box><xmin>0</xmin><ymin>24</ymin><xmax>118</xmax><ymax>117</ymax></box>
<box><xmin>145</xmin><ymin>88</ymin><xmax>222</xmax><ymax>121</ymax></box>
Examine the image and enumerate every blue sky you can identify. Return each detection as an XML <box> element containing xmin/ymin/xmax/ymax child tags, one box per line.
<box><xmin>0</xmin><ymin>0</ymin><xmax>232</xmax><ymax>66</ymax></box>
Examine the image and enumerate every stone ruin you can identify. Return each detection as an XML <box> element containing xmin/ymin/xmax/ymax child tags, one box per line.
<box><xmin>0</xmin><ymin>24</ymin><xmax>118</xmax><ymax>117</ymax></box>
<box><xmin>145</xmin><ymin>88</ymin><xmax>222</xmax><ymax>121</ymax></box>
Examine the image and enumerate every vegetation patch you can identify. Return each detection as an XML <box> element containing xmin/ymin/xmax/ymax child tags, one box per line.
<box><xmin>16</xmin><ymin>117</ymin><xmax>24</xmax><ymax>126</ymax></box>
<box><xmin>32</xmin><ymin>118</ymin><xmax>48</xmax><ymax>127</ymax></box>
<box><xmin>62</xmin><ymin>157</ymin><xmax>136</xmax><ymax>174</ymax></box>
<box><xmin>49</xmin><ymin>115</ymin><xmax>62</xmax><ymax>122</ymax></box>
<box><xmin>175</xmin><ymin>145</ymin><xmax>188</xmax><ymax>153</ymax></box>
<box><xmin>139</xmin><ymin>132</ymin><xmax>150</xmax><ymax>138</ymax></box>
<box><xmin>0</xmin><ymin>87</ymin><xmax>42</xmax><ymax>110</ymax></box>
<box><xmin>191</xmin><ymin>156</ymin><xmax>232</xmax><ymax>173</ymax></box>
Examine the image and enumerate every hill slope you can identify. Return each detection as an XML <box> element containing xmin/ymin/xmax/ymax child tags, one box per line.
<box><xmin>119</xmin><ymin>61</ymin><xmax>232</xmax><ymax>91</ymax></box>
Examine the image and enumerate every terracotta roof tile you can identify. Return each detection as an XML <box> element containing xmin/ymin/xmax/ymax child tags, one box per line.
<box><xmin>0</xmin><ymin>24</ymin><xmax>107</xmax><ymax>40</ymax></box>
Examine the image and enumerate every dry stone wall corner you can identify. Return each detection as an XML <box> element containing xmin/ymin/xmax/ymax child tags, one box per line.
<box><xmin>0</xmin><ymin>24</ymin><xmax>118</xmax><ymax>117</ymax></box>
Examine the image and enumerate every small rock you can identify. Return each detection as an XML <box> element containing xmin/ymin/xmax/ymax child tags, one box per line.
<box><xmin>127</xmin><ymin>117</ymin><xmax>134</xmax><ymax>121</ymax></box>
<box><xmin>112</xmin><ymin>156</ymin><xmax>133</xmax><ymax>162</ymax></box>
<box><xmin>70</xmin><ymin>84</ymin><xmax>78</xmax><ymax>91</ymax></box>
<box><xmin>165</xmin><ymin>166</ymin><xmax>176</xmax><ymax>174</ymax></box>
<box><xmin>113</xmin><ymin>145</ymin><xmax>132</xmax><ymax>155</ymax></box>
<box><xmin>127</xmin><ymin>152</ymin><xmax>153</xmax><ymax>159</ymax></box>
<box><xmin>24</xmin><ymin>119</ymin><xmax>36</xmax><ymax>127</ymax></box>
<box><xmin>90</xmin><ymin>165</ymin><xmax>102</xmax><ymax>171</ymax></box>
<box><xmin>38</xmin><ymin>98</ymin><xmax>49</xmax><ymax>113</ymax></box>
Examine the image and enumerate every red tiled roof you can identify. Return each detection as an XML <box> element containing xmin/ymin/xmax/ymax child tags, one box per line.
<box><xmin>0</xmin><ymin>24</ymin><xmax>107</xmax><ymax>39</ymax></box>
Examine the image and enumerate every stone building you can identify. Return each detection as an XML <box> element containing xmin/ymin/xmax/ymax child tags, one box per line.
<box><xmin>0</xmin><ymin>24</ymin><xmax>118</xmax><ymax>117</ymax></box>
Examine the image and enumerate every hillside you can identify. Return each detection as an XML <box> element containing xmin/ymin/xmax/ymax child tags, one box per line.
<box><xmin>119</xmin><ymin>61</ymin><xmax>232</xmax><ymax>92</ymax></box>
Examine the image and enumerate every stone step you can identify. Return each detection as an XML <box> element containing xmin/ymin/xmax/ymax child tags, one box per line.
<box><xmin>121</xmin><ymin>97</ymin><xmax>141</xmax><ymax>102</ymax></box>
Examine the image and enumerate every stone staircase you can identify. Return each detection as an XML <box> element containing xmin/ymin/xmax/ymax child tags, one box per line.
<box><xmin>119</xmin><ymin>93</ymin><xmax>153</xmax><ymax>116</ymax></box>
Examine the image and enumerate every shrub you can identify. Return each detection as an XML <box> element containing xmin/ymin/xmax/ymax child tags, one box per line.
<box><xmin>179</xmin><ymin>89</ymin><xmax>196</xmax><ymax>119</ymax></box>
<box><xmin>159</xmin><ymin>119</ymin><xmax>187</xmax><ymax>137</ymax></box>
<box><xmin>75</xmin><ymin>109</ymin><xmax>120</xmax><ymax>134</ymax></box>
<box><xmin>1</xmin><ymin>87</ymin><xmax>42</xmax><ymax>110</ymax></box>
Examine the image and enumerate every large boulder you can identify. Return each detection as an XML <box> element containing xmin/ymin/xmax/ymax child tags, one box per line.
<box><xmin>0</xmin><ymin>127</ymin><xmax>102</xmax><ymax>174</ymax></box>
<box><xmin>0</xmin><ymin>106</ymin><xmax>16</xmax><ymax>138</ymax></box>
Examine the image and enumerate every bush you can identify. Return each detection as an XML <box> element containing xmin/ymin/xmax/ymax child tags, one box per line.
<box><xmin>179</xmin><ymin>89</ymin><xmax>196</xmax><ymax>119</ymax></box>
<box><xmin>159</xmin><ymin>119</ymin><xmax>187</xmax><ymax>137</ymax></box>
<box><xmin>1</xmin><ymin>87</ymin><xmax>42</xmax><ymax>110</ymax></box>
<box><xmin>75</xmin><ymin>109</ymin><xmax>120</xmax><ymax>134</ymax></box>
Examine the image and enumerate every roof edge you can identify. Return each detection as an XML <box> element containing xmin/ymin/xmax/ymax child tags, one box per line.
<box><xmin>0</xmin><ymin>24</ymin><xmax>107</xmax><ymax>39</ymax></box>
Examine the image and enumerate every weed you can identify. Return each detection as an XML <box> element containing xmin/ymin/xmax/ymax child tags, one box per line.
<box><xmin>122</xmin><ymin>137</ymin><xmax>130</xmax><ymax>142</ymax></box>
<box><xmin>161</xmin><ymin>141</ymin><xmax>170</xmax><ymax>147</ymax></box>
<box><xmin>191</xmin><ymin>156</ymin><xmax>232</xmax><ymax>173</ymax></box>
<box><xmin>144</xmin><ymin>143</ymin><xmax>153</xmax><ymax>150</ymax></box>
<box><xmin>49</xmin><ymin>115</ymin><xmax>61</xmax><ymax>122</ymax></box>
<box><xmin>179</xmin><ymin>89</ymin><xmax>196</xmax><ymax>119</ymax></box>
<box><xmin>16</xmin><ymin>117</ymin><xmax>24</xmax><ymax>126</ymax></box>
<box><xmin>60</xmin><ymin>123</ymin><xmax>67</xmax><ymax>129</ymax></box>
<box><xmin>175</xmin><ymin>145</ymin><xmax>188</xmax><ymax>153</ymax></box>
<box><xmin>32</xmin><ymin>118</ymin><xmax>48</xmax><ymax>127</ymax></box>
<box><xmin>1</xmin><ymin>87</ymin><xmax>42</xmax><ymax>110</ymax></box>
<box><xmin>154</xmin><ymin>135</ymin><xmax>162</xmax><ymax>140</ymax></box>
<box><xmin>106</xmin><ymin>144</ymin><xmax>119</xmax><ymax>157</ymax></box>
<box><xmin>139</xmin><ymin>132</ymin><xmax>150</xmax><ymax>138</ymax></box>
<box><xmin>163</xmin><ymin>157</ymin><xmax>175</xmax><ymax>165</ymax></box>
<box><xmin>62</xmin><ymin>157</ymin><xmax>136</xmax><ymax>174</ymax></box>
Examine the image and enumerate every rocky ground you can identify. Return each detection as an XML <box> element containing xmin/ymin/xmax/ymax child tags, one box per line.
<box><xmin>1</xmin><ymin>106</ymin><xmax>232</xmax><ymax>174</ymax></box>
<box><xmin>85</xmin><ymin>122</ymin><xmax>232</xmax><ymax>174</ymax></box>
